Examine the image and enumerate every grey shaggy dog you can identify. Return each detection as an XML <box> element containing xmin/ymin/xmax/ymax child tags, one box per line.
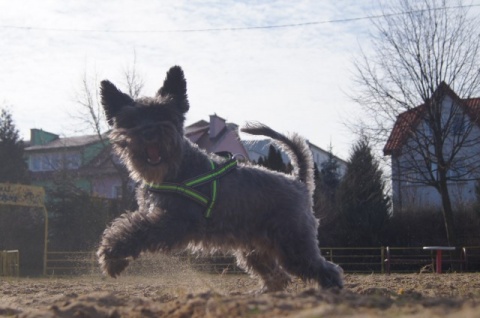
<box><xmin>96</xmin><ymin>65</ymin><xmax>343</xmax><ymax>292</ymax></box>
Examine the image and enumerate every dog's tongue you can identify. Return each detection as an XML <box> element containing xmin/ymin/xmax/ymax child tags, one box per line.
<box><xmin>146</xmin><ymin>144</ymin><xmax>162</xmax><ymax>165</ymax></box>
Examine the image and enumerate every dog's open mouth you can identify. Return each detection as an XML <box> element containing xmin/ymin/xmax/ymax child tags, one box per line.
<box><xmin>146</xmin><ymin>144</ymin><xmax>162</xmax><ymax>166</ymax></box>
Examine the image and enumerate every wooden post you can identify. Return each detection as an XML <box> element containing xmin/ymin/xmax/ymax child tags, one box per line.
<box><xmin>381</xmin><ymin>246</ymin><xmax>385</xmax><ymax>274</ymax></box>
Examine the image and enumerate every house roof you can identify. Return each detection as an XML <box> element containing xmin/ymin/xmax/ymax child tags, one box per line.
<box><xmin>463</xmin><ymin>97</ymin><xmax>480</xmax><ymax>125</ymax></box>
<box><xmin>184</xmin><ymin>120</ymin><xmax>209</xmax><ymax>135</ymax></box>
<box><xmin>384</xmin><ymin>83</ymin><xmax>480</xmax><ymax>156</ymax></box>
<box><xmin>383</xmin><ymin>106</ymin><xmax>426</xmax><ymax>156</ymax></box>
<box><xmin>25</xmin><ymin>134</ymin><xmax>106</xmax><ymax>151</ymax></box>
<box><xmin>185</xmin><ymin>118</ymin><xmax>240</xmax><ymax>154</ymax></box>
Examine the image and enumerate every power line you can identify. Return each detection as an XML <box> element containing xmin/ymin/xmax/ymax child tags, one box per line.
<box><xmin>1</xmin><ymin>3</ymin><xmax>480</xmax><ymax>34</ymax></box>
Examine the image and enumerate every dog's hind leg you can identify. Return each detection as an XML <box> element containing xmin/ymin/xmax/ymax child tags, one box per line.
<box><xmin>274</xmin><ymin>226</ymin><xmax>344</xmax><ymax>289</ymax></box>
<box><xmin>97</xmin><ymin>209</ymin><xmax>189</xmax><ymax>277</ymax></box>
<box><xmin>234</xmin><ymin>250</ymin><xmax>291</xmax><ymax>293</ymax></box>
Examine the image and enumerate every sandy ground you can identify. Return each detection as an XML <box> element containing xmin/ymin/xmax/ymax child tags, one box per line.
<box><xmin>2</xmin><ymin>266</ymin><xmax>480</xmax><ymax>318</ymax></box>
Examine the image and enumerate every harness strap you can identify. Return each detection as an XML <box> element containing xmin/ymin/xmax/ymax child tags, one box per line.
<box><xmin>146</xmin><ymin>159</ymin><xmax>237</xmax><ymax>218</ymax></box>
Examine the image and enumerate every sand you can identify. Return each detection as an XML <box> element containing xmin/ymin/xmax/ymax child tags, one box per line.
<box><xmin>2</xmin><ymin>268</ymin><xmax>480</xmax><ymax>317</ymax></box>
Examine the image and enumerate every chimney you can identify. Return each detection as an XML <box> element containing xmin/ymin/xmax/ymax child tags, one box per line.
<box><xmin>209</xmin><ymin>114</ymin><xmax>226</xmax><ymax>139</ymax></box>
<box><xmin>30</xmin><ymin>129</ymin><xmax>59</xmax><ymax>146</ymax></box>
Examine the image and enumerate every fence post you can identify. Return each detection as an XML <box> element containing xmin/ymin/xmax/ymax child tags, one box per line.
<box><xmin>381</xmin><ymin>246</ymin><xmax>385</xmax><ymax>274</ymax></box>
<box><xmin>0</xmin><ymin>250</ymin><xmax>20</xmax><ymax>277</ymax></box>
<box><xmin>1</xmin><ymin>250</ymin><xmax>5</xmax><ymax>276</ymax></box>
<box><xmin>91</xmin><ymin>251</ymin><xmax>96</xmax><ymax>274</ymax></box>
<box><xmin>15</xmin><ymin>251</ymin><xmax>20</xmax><ymax>276</ymax></box>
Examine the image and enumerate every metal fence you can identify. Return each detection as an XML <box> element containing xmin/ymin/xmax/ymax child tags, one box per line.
<box><xmin>322</xmin><ymin>247</ymin><xmax>386</xmax><ymax>273</ymax></box>
<box><xmin>45</xmin><ymin>251</ymin><xmax>243</xmax><ymax>276</ymax></box>
<box><xmin>0</xmin><ymin>250</ymin><xmax>20</xmax><ymax>277</ymax></box>
<box><xmin>45</xmin><ymin>251</ymin><xmax>97</xmax><ymax>276</ymax></box>
<box><xmin>44</xmin><ymin>246</ymin><xmax>480</xmax><ymax>276</ymax></box>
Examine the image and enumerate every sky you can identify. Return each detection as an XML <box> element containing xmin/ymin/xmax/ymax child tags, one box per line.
<box><xmin>0</xmin><ymin>0</ymin><xmax>402</xmax><ymax>159</ymax></box>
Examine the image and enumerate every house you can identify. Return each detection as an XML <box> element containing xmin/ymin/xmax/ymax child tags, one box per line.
<box><xmin>186</xmin><ymin>114</ymin><xmax>346</xmax><ymax>176</ymax></box>
<box><xmin>243</xmin><ymin>139</ymin><xmax>346</xmax><ymax>176</ymax></box>
<box><xmin>24</xmin><ymin>129</ymin><xmax>123</xmax><ymax>199</ymax></box>
<box><xmin>26</xmin><ymin>115</ymin><xmax>346</xmax><ymax>198</ymax></box>
<box><xmin>384</xmin><ymin>82</ymin><xmax>480</xmax><ymax>211</ymax></box>
<box><xmin>26</xmin><ymin>116</ymin><xmax>249</xmax><ymax>199</ymax></box>
<box><xmin>185</xmin><ymin>114</ymin><xmax>250</xmax><ymax>159</ymax></box>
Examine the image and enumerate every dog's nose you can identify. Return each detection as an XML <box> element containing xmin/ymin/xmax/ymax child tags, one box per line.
<box><xmin>141</xmin><ymin>128</ymin><xmax>157</xmax><ymax>142</ymax></box>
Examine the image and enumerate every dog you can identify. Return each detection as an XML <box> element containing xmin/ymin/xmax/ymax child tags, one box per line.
<box><xmin>96</xmin><ymin>66</ymin><xmax>343</xmax><ymax>292</ymax></box>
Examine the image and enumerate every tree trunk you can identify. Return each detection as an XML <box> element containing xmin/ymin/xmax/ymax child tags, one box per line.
<box><xmin>438</xmin><ymin>176</ymin><xmax>457</xmax><ymax>247</ymax></box>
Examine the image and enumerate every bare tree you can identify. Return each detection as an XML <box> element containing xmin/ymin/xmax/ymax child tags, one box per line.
<box><xmin>74</xmin><ymin>70</ymin><xmax>108</xmax><ymax>138</ymax></box>
<box><xmin>73</xmin><ymin>56</ymin><xmax>144</xmax><ymax>212</ymax></box>
<box><xmin>352</xmin><ymin>0</ymin><xmax>480</xmax><ymax>246</ymax></box>
<box><xmin>123</xmin><ymin>51</ymin><xmax>144</xmax><ymax>100</ymax></box>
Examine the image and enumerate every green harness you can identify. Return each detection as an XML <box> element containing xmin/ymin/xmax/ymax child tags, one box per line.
<box><xmin>146</xmin><ymin>159</ymin><xmax>237</xmax><ymax>218</ymax></box>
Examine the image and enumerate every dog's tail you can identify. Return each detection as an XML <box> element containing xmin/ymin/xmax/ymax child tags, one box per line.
<box><xmin>241</xmin><ymin>122</ymin><xmax>314</xmax><ymax>196</ymax></box>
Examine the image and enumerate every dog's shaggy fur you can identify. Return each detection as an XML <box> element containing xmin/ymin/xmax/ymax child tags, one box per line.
<box><xmin>96</xmin><ymin>66</ymin><xmax>343</xmax><ymax>292</ymax></box>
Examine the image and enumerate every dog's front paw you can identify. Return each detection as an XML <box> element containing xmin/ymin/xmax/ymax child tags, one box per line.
<box><xmin>97</xmin><ymin>246</ymin><xmax>130</xmax><ymax>278</ymax></box>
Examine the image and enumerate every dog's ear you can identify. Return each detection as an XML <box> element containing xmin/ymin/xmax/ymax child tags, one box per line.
<box><xmin>157</xmin><ymin>66</ymin><xmax>189</xmax><ymax>114</ymax></box>
<box><xmin>100</xmin><ymin>80</ymin><xmax>134</xmax><ymax>125</ymax></box>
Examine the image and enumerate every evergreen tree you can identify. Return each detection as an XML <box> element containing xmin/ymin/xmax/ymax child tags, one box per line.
<box><xmin>48</xmin><ymin>173</ymin><xmax>112</xmax><ymax>251</ymax></box>
<box><xmin>313</xmin><ymin>162</ymin><xmax>320</xmax><ymax>180</ymax></box>
<box><xmin>0</xmin><ymin>109</ymin><xmax>41</xmax><ymax>274</ymax></box>
<box><xmin>0</xmin><ymin>109</ymin><xmax>29</xmax><ymax>183</ymax></box>
<box><xmin>257</xmin><ymin>145</ymin><xmax>287</xmax><ymax>173</ymax></box>
<box><xmin>319</xmin><ymin>145</ymin><xmax>340</xmax><ymax>202</ymax></box>
<box><xmin>314</xmin><ymin>147</ymin><xmax>341</xmax><ymax>245</ymax></box>
<box><xmin>336</xmin><ymin>136</ymin><xmax>390</xmax><ymax>246</ymax></box>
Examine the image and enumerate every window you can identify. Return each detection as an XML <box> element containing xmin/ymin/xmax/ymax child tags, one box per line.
<box><xmin>113</xmin><ymin>185</ymin><xmax>123</xmax><ymax>199</ymax></box>
<box><xmin>30</xmin><ymin>155</ymin><xmax>41</xmax><ymax>171</ymax></box>
<box><xmin>28</xmin><ymin>151</ymin><xmax>82</xmax><ymax>171</ymax></box>
<box><xmin>47</xmin><ymin>153</ymin><xmax>62</xmax><ymax>170</ymax></box>
<box><xmin>30</xmin><ymin>153</ymin><xmax>58</xmax><ymax>171</ymax></box>
<box><xmin>65</xmin><ymin>153</ymin><xmax>81</xmax><ymax>169</ymax></box>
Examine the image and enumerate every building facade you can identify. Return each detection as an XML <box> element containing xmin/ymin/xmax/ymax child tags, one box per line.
<box><xmin>25</xmin><ymin>129</ymin><xmax>122</xmax><ymax>199</ymax></box>
<box><xmin>384</xmin><ymin>83</ymin><xmax>480</xmax><ymax>211</ymax></box>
